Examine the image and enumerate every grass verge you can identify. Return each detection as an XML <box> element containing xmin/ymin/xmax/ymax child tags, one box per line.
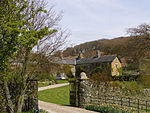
<box><xmin>56</xmin><ymin>80</ymin><xmax>68</xmax><ymax>84</ymax></box>
<box><xmin>38</xmin><ymin>85</ymin><xmax>70</xmax><ymax>106</ymax></box>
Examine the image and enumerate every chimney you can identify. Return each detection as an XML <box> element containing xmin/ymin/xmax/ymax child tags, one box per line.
<box><xmin>60</xmin><ymin>51</ymin><xmax>63</xmax><ymax>59</ymax></box>
<box><xmin>77</xmin><ymin>52</ymin><xmax>83</xmax><ymax>59</ymax></box>
<box><xmin>96</xmin><ymin>50</ymin><xmax>103</xmax><ymax>57</ymax></box>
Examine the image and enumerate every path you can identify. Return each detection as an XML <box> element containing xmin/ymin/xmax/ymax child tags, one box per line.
<box><xmin>38</xmin><ymin>83</ymin><xmax>69</xmax><ymax>91</ymax></box>
<box><xmin>38</xmin><ymin>83</ymin><xmax>97</xmax><ymax>113</ymax></box>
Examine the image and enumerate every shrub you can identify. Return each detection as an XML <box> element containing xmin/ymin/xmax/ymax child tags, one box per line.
<box><xmin>21</xmin><ymin>109</ymin><xmax>48</xmax><ymax>113</ymax></box>
<box><xmin>90</xmin><ymin>73</ymin><xmax>112</xmax><ymax>83</ymax></box>
<box><xmin>39</xmin><ymin>109</ymin><xmax>48</xmax><ymax>113</ymax></box>
<box><xmin>63</xmin><ymin>64</ymin><xmax>74</xmax><ymax>78</ymax></box>
<box><xmin>37</xmin><ymin>73</ymin><xmax>56</xmax><ymax>83</ymax></box>
<box><xmin>85</xmin><ymin>104</ymin><xmax>135</xmax><ymax>113</ymax></box>
<box><xmin>75</xmin><ymin>66</ymin><xmax>85</xmax><ymax>77</ymax></box>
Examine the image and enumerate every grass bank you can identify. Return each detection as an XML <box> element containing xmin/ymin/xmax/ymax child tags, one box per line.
<box><xmin>38</xmin><ymin>85</ymin><xmax>70</xmax><ymax>105</ymax></box>
<box><xmin>38</xmin><ymin>80</ymin><xmax>68</xmax><ymax>88</ymax></box>
<box><xmin>56</xmin><ymin>80</ymin><xmax>68</xmax><ymax>84</ymax></box>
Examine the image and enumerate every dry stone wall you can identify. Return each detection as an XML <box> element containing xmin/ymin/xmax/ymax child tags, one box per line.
<box><xmin>70</xmin><ymin>79</ymin><xmax>150</xmax><ymax>109</ymax></box>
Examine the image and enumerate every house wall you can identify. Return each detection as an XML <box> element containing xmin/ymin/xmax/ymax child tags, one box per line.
<box><xmin>111</xmin><ymin>57</ymin><xmax>122</xmax><ymax>76</ymax></box>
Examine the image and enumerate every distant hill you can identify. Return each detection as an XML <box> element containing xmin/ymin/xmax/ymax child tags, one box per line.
<box><xmin>63</xmin><ymin>37</ymin><xmax>129</xmax><ymax>57</ymax></box>
<box><xmin>63</xmin><ymin>36</ymin><xmax>146</xmax><ymax>69</ymax></box>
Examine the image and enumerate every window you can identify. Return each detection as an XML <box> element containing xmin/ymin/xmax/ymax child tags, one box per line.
<box><xmin>114</xmin><ymin>63</ymin><xmax>118</xmax><ymax>68</ymax></box>
<box><xmin>116</xmin><ymin>71</ymin><xmax>119</xmax><ymax>75</ymax></box>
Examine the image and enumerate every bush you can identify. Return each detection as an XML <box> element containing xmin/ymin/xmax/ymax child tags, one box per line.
<box><xmin>37</xmin><ymin>73</ymin><xmax>56</xmax><ymax>83</ymax></box>
<box><xmin>112</xmin><ymin>75</ymin><xmax>140</xmax><ymax>81</ymax></box>
<box><xmin>21</xmin><ymin>109</ymin><xmax>48</xmax><ymax>113</ymax></box>
<box><xmin>39</xmin><ymin>109</ymin><xmax>48</xmax><ymax>113</ymax></box>
<box><xmin>85</xmin><ymin>104</ymin><xmax>135</xmax><ymax>113</ymax></box>
<box><xmin>137</xmin><ymin>75</ymin><xmax>150</xmax><ymax>88</ymax></box>
<box><xmin>63</xmin><ymin>64</ymin><xmax>74</xmax><ymax>78</ymax></box>
<box><xmin>90</xmin><ymin>73</ymin><xmax>112</xmax><ymax>83</ymax></box>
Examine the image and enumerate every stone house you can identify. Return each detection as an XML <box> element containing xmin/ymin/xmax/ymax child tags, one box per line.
<box><xmin>54</xmin><ymin>51</ymin><xmax>122</xmax><ymax>77</ymax></box>
<box><xmin>52</xmin><ymin>57</ymin><xmax>76</xmax><ymax>77</ymax></box>
<box><xmin>75</xmin><ymin>51</ymin><xmax>122</xmax><ymax>77</ymax></box>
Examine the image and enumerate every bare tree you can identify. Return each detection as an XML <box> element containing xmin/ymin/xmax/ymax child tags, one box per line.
<box><xmin>127</xmin><ymin>23</ymin><xmax>150</xmax><ymax>60</ymax></box>
<box><xmin>1</xmin><ymin>0</ymin><xmax>69</xmax><ymax>113</ymax></box>
<box><xmin>26</xmin><ymin>0</ymin><xmax>69</xmax><ymax>55</ymax></box>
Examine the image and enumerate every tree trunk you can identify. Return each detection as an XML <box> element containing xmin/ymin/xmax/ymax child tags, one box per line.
<box><xmin>16</xmin><ymin>94</ymin><xmax>25</xmax><ymax>113</ymax></box>
<box><xmin>4</xmin><ymin>80</ymin><xmax>15</xmax><ymax>113</ymax></box>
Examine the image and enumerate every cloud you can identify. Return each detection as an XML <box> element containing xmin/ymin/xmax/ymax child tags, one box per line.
<box><xmin>47</xmin><ymin>0</ymin><xmax>150</xmax><ymax>45</ymax></box>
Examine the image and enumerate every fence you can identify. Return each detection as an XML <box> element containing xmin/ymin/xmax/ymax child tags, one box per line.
<box><xmin>69</xmin><ymin>79</ymin><xmax>150</xmax><ymax>112</ymax></box>
<box><xmin>90</xmin><ymin>95</ymin><xmax>150</xmax><ymax>112</ymax></box>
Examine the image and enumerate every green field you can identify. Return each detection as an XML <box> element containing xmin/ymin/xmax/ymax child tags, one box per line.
<box><xmin>56</xmin><ymin>80</ymin><xmax>68</xmax><ymax>84</ymax></box>
<box><xmin>38</xmin><ymin>85</ymin><xmax>70</xmax><ymax>105</ymax></box>
<box><xmin>38</xmin><ymin>80</ymin><xmax>68</xmax><ymax>88</ymax></box>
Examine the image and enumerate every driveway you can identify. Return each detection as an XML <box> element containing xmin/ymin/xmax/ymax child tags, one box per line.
<box><xmin>38</xmin><ymin>83</ymin><xmax>97</xmax><ymax>113</ymax></box>
<box><xmin>38</xmin><ymin>83</ymin><xmax>69</xmax><ymax>91</ymax></box>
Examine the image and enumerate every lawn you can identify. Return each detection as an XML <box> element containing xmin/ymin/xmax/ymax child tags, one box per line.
<box><xmin>56</xmin><ymin>80</ymin><xmax>68</xmax><ymax>84</ymax></box>
<box><xmin>38</xmin><ymin>80</ymin><xmax>68</xmax><ymax>88</ymax></box>
<box><xmin>38</xmin><ymin>85</ymin><xmax>70</xmax><ymax>106</ymax></box>
<box><xmin>118</xmin><ymin>81</ymin><xmax>143</xmax><ymax>90</ymax></box>
<box><xmin>38</xmin><ymin>84</ymin><xmax>50</xmax><ymax>88</ymax></box>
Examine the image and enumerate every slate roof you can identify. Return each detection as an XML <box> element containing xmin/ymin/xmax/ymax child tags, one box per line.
<box><xmin>76</xmin><ymin>56</ymin><xmax>116</xmax><ymax>65</ymax></box>
<box><xmin>52</xmin><ymin>57</ymin><xmax>76</xmax><ymax>65</ymax></box>
<box><xmin>53</xmin><ymin>55</ymin><xmax>116</xmax><ymax>65</ymax></box>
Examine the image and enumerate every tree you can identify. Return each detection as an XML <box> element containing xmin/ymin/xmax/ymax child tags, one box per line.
<box><xmin>0</xmin><ymin>0</ymin><xmax>68</xmax><ymax>112</ymax></box>
<box><xmin>127</xmin><ymin>23</ymin><xmax>150</xmax><ymax>59</ymax></box>
<box><xmin>127</xmin><ymin>23</ymin><xmax>150</xmax><ymax>88</ymax></box>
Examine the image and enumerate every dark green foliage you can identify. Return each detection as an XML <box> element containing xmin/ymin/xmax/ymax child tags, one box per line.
<box><xmin>0</xmin><ymin>0</ymin><xmax>57</xmax><ymax>112</ymax></box>
<box><xmin>75</xmin><ymin>66</ymin><xmax>85</xmax><ymax>77</ymax></box>
<box><xmin>0</xmin><ymin>0</ymin><xmax>55</xmax><ymax>72</ymax></box>
<box><xmin>0</xmin><ymin>82</ymin><xmax>6</xmax><ymax>113</ymax></box>
<box><xmin>39</xmin><ymin>109</ymin><xmax>48</xmax><ymax>113</ymax></box>
<box><xmin>63</xmin><ymin>65</ymin><xmax>74</xmax><ymax>78</ymax></box>
<box><xmin>124</xmin><ymin>65</ymin><xmax>139</xmax><ymax>71</ymax></box>
<box><xmin>137</xmin><ymin>75</ymin><xmax>150</xmax><ymax>88</ymax></box>
<box><xmin>92</xmin><ymin>63</ymin><xmax>111</xmax><ymax>75</ymax></box>
<box><xmin>92</xmin><ymin>67</ymin><xmax>103</xmax><ymax>74</ymax></box>
<box><xmin>112</xmin><ymin>75</ymin><xmax>140</xmax><ymax>81</ymax></box>
<box><xmin>37</xmin><ymin>73</ymin><xmax>56</xmax><ymax>82</ymax></box>
<box><xmin>21</xmin><ymin>109</ymin><xmax>48</xmax><ymax>113</ymax></box>
<box><xmin>90</xmin><ymin>73</ymin><xmax>112</xmax><ymax>83</ymax></box>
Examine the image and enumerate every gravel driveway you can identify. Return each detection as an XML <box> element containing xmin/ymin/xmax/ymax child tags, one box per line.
<box><xmin>38</xmin><ymin>83</ymin><xmax>97</xmax><ymax>113</ymax></box>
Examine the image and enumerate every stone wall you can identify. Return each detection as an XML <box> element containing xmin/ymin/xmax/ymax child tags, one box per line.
<box><xmin>70</xmin><ymin>79</ymin><xmax>150</xmax><ymax>109</ymax></box>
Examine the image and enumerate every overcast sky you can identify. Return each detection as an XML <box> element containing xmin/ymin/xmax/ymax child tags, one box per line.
<box><xmin>46</xmin><ymin>0</ymin><xmax>150</xmax><ymax>45</ymax></box>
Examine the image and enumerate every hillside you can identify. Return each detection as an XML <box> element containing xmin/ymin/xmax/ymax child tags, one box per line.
<box><xmin>63</xmin><ymin>36</ymin><xmax>148</xmax><ymax>69</ymax></box>
<box><xmin>63</xmin><ymin>36</ymin><xmax>130</xmax><ymax>58</ymax></box>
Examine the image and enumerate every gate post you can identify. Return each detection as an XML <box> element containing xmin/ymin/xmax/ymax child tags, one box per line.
<box><xmin>69</xmin><ymin>79</ymin><xmax>79</xmax><ymax>107</ymax></box>
<box><xmin>78</xmin><ymin>72</ymin><xmax>89</xmax><ymax>108</ymax></box>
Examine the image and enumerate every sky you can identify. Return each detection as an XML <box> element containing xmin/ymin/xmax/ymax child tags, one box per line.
<box><xmin>46</xmin><ymin>0</ymin><xmax>150</xmax><ymax>45</ymax></box>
